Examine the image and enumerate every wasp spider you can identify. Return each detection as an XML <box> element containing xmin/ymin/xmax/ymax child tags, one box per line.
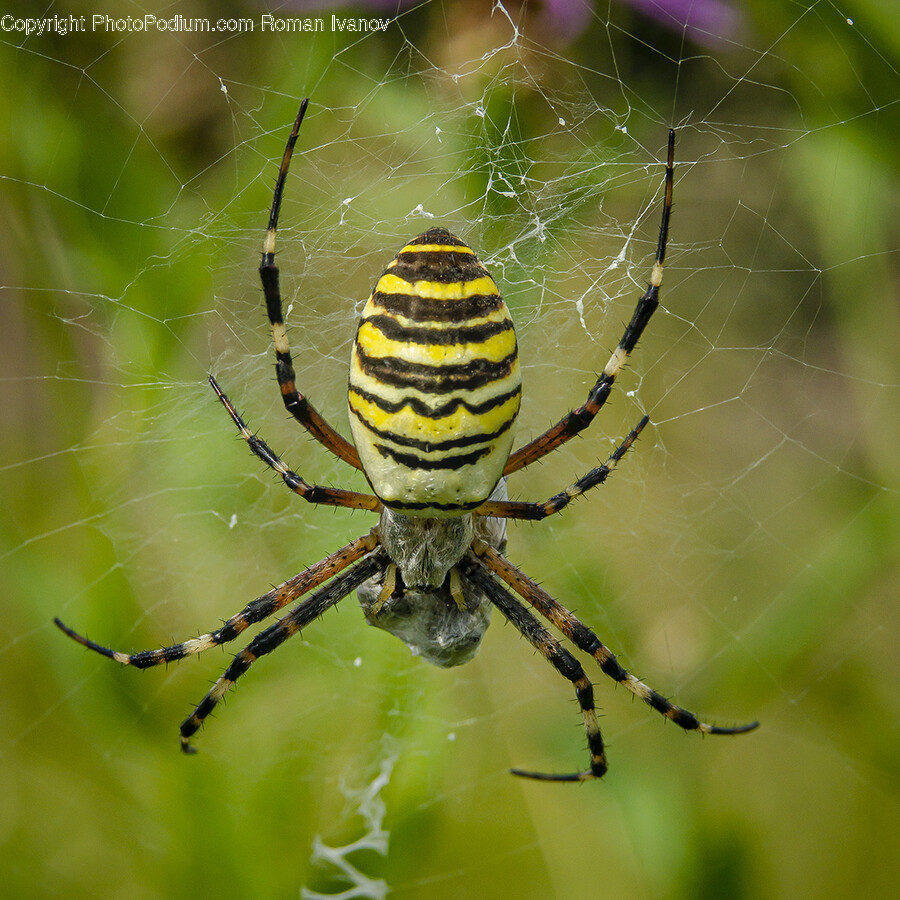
<box><xmin>56</xmin><ymin>100</ymin><xmax>757</xmax><ymax>780</ymax></box>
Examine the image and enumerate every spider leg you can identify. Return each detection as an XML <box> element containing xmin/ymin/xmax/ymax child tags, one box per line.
<box><xmin>260</xmin><ymin>98</ymin><xmax>362</xmax><ymax>470</ymax></box>
<box><xmin>476</xmin><ymin>416</ymin><xmax>648</xmax><ymax>521</ymax></box>
<box><xmin>503</xmin><ymin>130</ymin><xmax>675</xmax><ymax>477</ymax></box>
<box><xmin>460</xmin><ymin>552</ymin><xmax>607</xmax><ymax>781</ymax></box>
<box><xmin>54</xmin><ymin>530</ymin><xmax>379</xmax><ymax>667</ymax></box>
<box><xmin>180</xmin><ymin>548</ymin><xmax>387</xmax><ymax>752</ymax></box>
<box><xmin>210</xmin><ymin>375</ymin><xmax>380</xmax><ymax>512</ymax></box>
<box><xmin>472</xmin><ymin>539</ymin><xmax>759</xmax><ymax>737</ymax></box>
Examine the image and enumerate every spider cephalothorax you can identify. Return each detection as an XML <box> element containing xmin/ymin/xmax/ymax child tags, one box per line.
<box><xmin>56</xmin><ymin>99</ymin><xmax>757</xmax><ymax>780</ymax></box>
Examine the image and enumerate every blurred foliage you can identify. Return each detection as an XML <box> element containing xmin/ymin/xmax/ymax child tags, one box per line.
<box><xmin>1</xmin><ymin>0</ymin><xmax>897</xmax><ymax>898</ymax></box>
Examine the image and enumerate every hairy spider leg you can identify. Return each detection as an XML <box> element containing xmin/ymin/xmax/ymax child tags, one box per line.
<box><xmin>460</xmin><ymin>554</ymin><xmax>608</xmax><ymax>781</ymax></box>
<box><xmin>472</xmin><ymin>540</ymin><xmax>759</xmax><ymax>737</ymax></box>
<box><xmin>180</xmin><ymin>550</ymin><xmax>386</xmax><ymax>752</ymax></box>
<box><xmin>210</xmin><ymin>375</ymin><xmax>379</xmax><ymax>512</ymax></box>
<box><xmin>259</xmin><ymin>98</ymin><xmax>363</xmax><ymax>469</ymax></box>
<box><xmin>476</xmin><ymin>416</ymin><xmax>648</xmax><ymax>520</ymax></box>
<box><xmin>503</xmin><ymin>130</ymin><xmax>675</xmax><ymax>476</ymax></box>
<box><xmin>54</xmin><ymin>531</ymin><xmax>379</xmax><ymax>667</ymax></box>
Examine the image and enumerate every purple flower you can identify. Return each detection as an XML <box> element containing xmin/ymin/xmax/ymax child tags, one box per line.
<box><xmin>277</xmin><ymin>0</ymin><xmax>742</xmax><ymax>47</ymax></box>
<box><xmin>537</xmin><ymin>0</ymin><xmax>742</xmax><ymax>45</ymax></box>
<box><xmin>624</xmin><ymin>0</ymin><xmax>742</xmax><ymax>45</ymax></box>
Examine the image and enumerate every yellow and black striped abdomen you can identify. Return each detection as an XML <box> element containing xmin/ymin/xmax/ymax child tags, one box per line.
<box><xmin>349</xmin><ymin>228</ymin><xmax>521</xmax><ymax>516</ymax></box>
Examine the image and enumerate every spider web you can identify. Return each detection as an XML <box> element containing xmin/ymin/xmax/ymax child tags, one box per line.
<box><xmin>2</xmin><ymin>1</ymin><xmax>898</xmax><ymax>897</ymax></box>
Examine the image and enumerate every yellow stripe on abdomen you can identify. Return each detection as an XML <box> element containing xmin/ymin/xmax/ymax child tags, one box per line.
<box><xmin>355</xmin><ymin>318</ymin><xmax>517</xmax><ymax>367</ymax></box>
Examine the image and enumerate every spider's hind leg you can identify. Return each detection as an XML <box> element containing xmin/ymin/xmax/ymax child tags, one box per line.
<box><xmin>503</xmin><ymin>130</ymin><xmax>676</xmax><ymax>477</ymax></box>
<box><xmin>259</xmin><ymin>98</ymin><xmax>363</xmax><ymax>470</ymax></box>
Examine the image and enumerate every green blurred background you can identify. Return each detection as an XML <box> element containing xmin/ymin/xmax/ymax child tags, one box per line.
<box><xmin>2</xmin><ymin>1</ymin><xmax>897</xmax><ymax>897</ymax></box>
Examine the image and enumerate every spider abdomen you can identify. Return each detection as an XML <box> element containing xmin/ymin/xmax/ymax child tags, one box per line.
<box><xmin>349</xmin><ymin>227</ymin><xmax>521</xmax><ymax>516</ymax></box>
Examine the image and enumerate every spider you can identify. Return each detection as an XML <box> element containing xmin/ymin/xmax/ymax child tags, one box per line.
<box><xmin>55</xmin><ymin>99</ymin><xmax>758</xmax><ymax>781</ymax></box>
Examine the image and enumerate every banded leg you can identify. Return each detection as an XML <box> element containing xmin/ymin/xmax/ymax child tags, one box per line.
<box><xmin>260</xmin><ymin>98</ymin><xmax>362</xmax><ymax>470</ymax></box>
<box><xmin>181</xmin><ymin>549</ymin><xmax>386</xmax><ymax>752</ymax></box>
<box><xmin>472</xmin><ymin>540</ymin><xmax>759</xmax><ymax>736</ymax></box>
<box><xmin>476</xmin><ymin>416</ymin><xmax>648</xmax><ymax>521</ymax></box>
<box><xmin>54</xmin><ymin>531</ymin><xmax>379</xmax><ymax>668</ymax></box>
<box><xmin>461</xmin><ymin>554</ymin><xmax>608</xmax><ymax>781</ymax></box>
<box><xmin>504</xmin><ymin>130</ymin><xmax>675</xmax><ymax>477</ymax></box>
<box><xmin>211</xmin><ymin>376</ymin><xmax>380</xmax><ymax>512</ymax></box>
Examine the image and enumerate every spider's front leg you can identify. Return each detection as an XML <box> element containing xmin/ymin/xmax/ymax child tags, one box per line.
<box><xmin>54</xmin><ymin>530</ymin><xmax>379</xmax><ymax>667</ymax></box>
<box><xmin>472</xmin><ymin>540</ymin><xmax>759</xmax><ymax>738</ymax></box>
<box><xmin>180</xmin><ymin>548</ymin><xmax>388</xmax><ymax>752</ymax></box>
<box><xmin>460</xmin><ymin>553</ymin><xmax>608</xmax><ymax>781</ymax></box>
